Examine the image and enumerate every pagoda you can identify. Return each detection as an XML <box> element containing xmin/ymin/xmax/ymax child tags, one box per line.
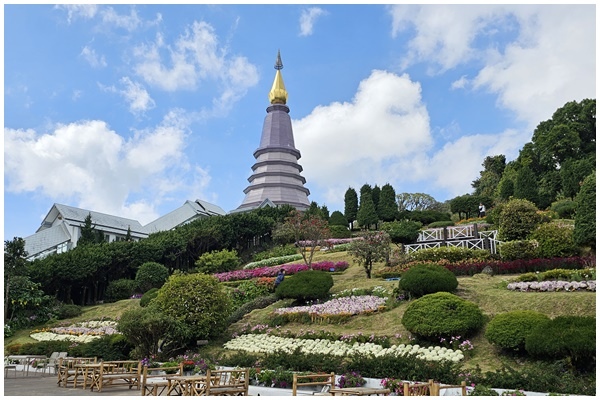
<box><xmin>234</xmin><ymin>51</ymin><xmax>310</xmax><ymax>213</ymax></box>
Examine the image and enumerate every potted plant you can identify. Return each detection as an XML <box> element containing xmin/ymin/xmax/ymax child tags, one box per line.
<box><xmin>338</xmin><ymin>371</ymin><xmax>366</xmax><ymax>388</ymax></box>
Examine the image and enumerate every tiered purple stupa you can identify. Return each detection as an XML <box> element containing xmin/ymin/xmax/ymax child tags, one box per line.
<box><xmin>234</xmin><ymin>51</ymin><xmax>310</xmax><ymax>213</ymax></box>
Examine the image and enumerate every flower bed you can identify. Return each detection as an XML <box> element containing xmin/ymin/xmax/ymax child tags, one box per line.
<box><xmin>214</xmin><ymin>261</ymin><xmax>349</xmax><ymax>282</ymax></box>
<box><xmin>507</xmin><ymin>280</ymin><xmax>596</xmax><ymax>292</ymax></box>
<box><xmin>273</xmin><ymin>295</ymin><xmax>387</xmax><ymax>323</ymax></box>
<box><xmin>223</xmin><ymin>334</ymin><xmax>464</xmax><ymax>362</ymax></box>
<box><xmin>243</xmin><ymin>254</ymin><xmax>304</xmax><ymax>270</ymax></box>
<box><xmin>30</xmin><ymin>320</ymin><xmax>119</xmax><ymax>343</ymax></box>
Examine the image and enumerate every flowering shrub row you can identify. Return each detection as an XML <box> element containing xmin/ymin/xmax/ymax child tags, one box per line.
<box><xmin>331</xmin><ymin>286</ymin><xmax>390</xmax><ymax>299</ymax></box>
<box><xmin>213</xmin><ymin>261</ymin><xmax>349</xmax><ymax>282</ymax></box>
<box><xmin>243</xmin><ymin>254</ymin><xmax>303</xmax><ymax>270</ymax></box>
<box><xmin>507</xmin><ymin>280</ymin><xmax>596</xmax><ymax>292</ymax></box>
<box><xmin>223</xmin><ymin>334</ymin><xmax>464</xmax><ymax>362</ymax></box>
<box><xmin>30</xmin><ymin>320</ymin><xmax>119</xmax><ymax>343</ymax></box>
<box><xmin>273</xmin><ymin>295</ymin><xmax>387</xmax><ymax>322</ymax></box>
<box><xmin>297</xmin><ymin>238</ymin><xmax>362</xmax><ymax>248</ymax></box>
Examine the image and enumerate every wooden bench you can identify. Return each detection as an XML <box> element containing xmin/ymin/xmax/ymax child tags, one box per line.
<box><xmin>432</xmin><ymin>381</ymin><xmax>467</xmax><ymax>396</ymax></box>
<box><xmin>292</xmin><ymin>372</ymin><xmax>336</xmax><ymax>396</ymax></box>
<box><xmin>56</xmin><ymin>357</ymin><xmax>97</xmax><ymax>388</ymax></box>
<box><xmin>205</xmin><ymin>368</ymin><xmax>250</xmax><ymax>396</ymax></box>
<box><xmin>90</xmin><ymin>360</ymin><xmax>141</xmax><ymax>392</ymax></box>
<box><xmin>140</xmin><ymin>363</ymin><xmax>183</xmax><ymax>396</ymax></box>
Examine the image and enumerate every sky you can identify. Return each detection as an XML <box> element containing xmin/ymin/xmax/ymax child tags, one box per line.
<box><xmin>2</xmin><ymin>2</ymin><xmax>597</xmax><ymax>241</ymax></box>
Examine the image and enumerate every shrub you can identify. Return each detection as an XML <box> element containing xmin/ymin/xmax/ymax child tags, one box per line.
<box><xmin>135</xmin><ymin>262</ymin><xmax>169</xmax><ymax>292</ymax></box>
<box><xmin>153</xmin><ymin>273</ymin><xmax>232</xmax><ymax>340</ymax></box>
<box><xmin>550</xmin><ymin>199</ymin><xmax>577</xmax><ymax>219</ymax></box>
<box><xmin>573</xmin><ymin>171</ymin><xmax>595</xmax><ymax>250</ymax></box>
<box><xmin>525</xmin><ymin>316</ymin><xmax>596</xmax><ymax>371</ymax></box>
<box><xmin>275</xmin><ymin>270</ymin><xmax>333</xmax><ymax>302</ymax></box>
<box><xmin>73</xmin><ymin>334</ymin><xmax>132</xmax><ymax>361</ymax></box>
<box><xmin>485</xmin><ymin>310</ymin><xmax>550</xmax><ymax>352</ymax></box>
<box><xmin>243</xmin><ymin>254</ymin><xmax>303</xmax><ymax>270</ymax></box>
<box><xmin>140</xmin><ymin>288</ymin><xmax>159</xmax><ymax>307</ymax></box>
<box><xmin>253</xmin><ymin>245</ymin><xmax>298</xmax><ymax>262</ymax></box>
<box><xmin>195</xmin><ymin>249</ymin><xmax>240</xmax><ymax>274</ymax></box>
<box><xmin>498</xmin><ymin>198</ymin><xmax>540</xmax><ymax>241</ymax></box>
<box><xmin>104</xmin><ymin>278</ymin><xmax>137</xmax><ymax>302</ymax></box>
<box><xmin>227</xmin><ymin>294</ymin><xmax>278</xmax><ymax>324</ymax></box>
<box><xmin>499</xmin><ymin>240</ymin><xmax>539</xmax><ymax>260</ymax></box>
<box><xmin>329</xmin><ymin>211</ymin><xmax>349</xmax><ymax>227</ymax></box>
<box><xmin>529</xmin><ymin>223</ymin><xmax>578</xmax><ymax>258</ymax></box>
<box><xmin>230</xmin><ymin>280</ymin><xmax>272</xmax><ymax>308</ymax></box>
<box><xmin>56</xmin><ymin>304</ymin><xmax>83</xmax><ymax>319</ymax></box>
<box><xmin>398</xmin><ymin>264</ymin><xmax>458</xmax><ymax>298</ymax></box>
<box><xmin>401</xmin><ymin>292</ymin><xmax>485</xmax><ymax>340</ymax></box>
<box><xmin>409</xmin><ymin>247</ymin><xmax>490</xmax><ymax>263</ymax></box>
<box><xmin>329</xmin><ymin>225</ymin><xmax>352</xmax><ymax>238</ymax></box>
<box><xmin>428</xmin><ymin>221</ymin><xmax>455</xmax><ymax>228</ymax></box>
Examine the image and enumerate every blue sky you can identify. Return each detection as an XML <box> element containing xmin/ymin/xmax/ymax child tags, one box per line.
<box><xmin>3</xmin><ymin>3</ymin><xmax>596</xmax><ymax>241</ymax></box>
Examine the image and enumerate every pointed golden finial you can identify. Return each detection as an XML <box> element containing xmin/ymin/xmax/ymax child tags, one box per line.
<box><xmin>269</xmin><ymin>49</ymin><xmax>288</xmax><ymax>104</ymax></box>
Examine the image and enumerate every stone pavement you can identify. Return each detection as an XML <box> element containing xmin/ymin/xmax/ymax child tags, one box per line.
<box><xmin>2</xmin><ymin>369</ymin><xmax>309</xmax><ymax>397</ymax></box>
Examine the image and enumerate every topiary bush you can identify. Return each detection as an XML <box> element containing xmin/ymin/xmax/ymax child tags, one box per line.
<box><xmin>427</xmin><ymin>221</ymin><xmax>455</xmax><ymax>228</ymax></box>
<box><xmin>195</xmin><ymin>249</ymin><xmax>240</xmax><ymax>274</ymax></box>
<box><xmin>275</xmin><ymin>270</ymin><xmax>333</xmax><ymax>302</ymax></box>
<box><xmin>498</xmin><ymin>198</ymin><xmax>540</xmax><ymax>241</ymax></box>
<box><xmin>329</xmin><ymin>225</ymin><xmax>352</xmax><ymax>239</ymax></box>
<box><xmin>525</xmin><ymin>315</ymin><xmax>596</xmax><ymax>371</ymax></box>
<box><xmin>135</xmin><ymin>262</ymin><xmax>169</xmax><ymax>293</ymax></box>
<box><xmin>401</xmin><ymin>292</ymin><xmax>485</xmax><ymax>340</ymax></box>
<box><xmin>485</xmin><ymin>310</ymin><xmax>550</xmax><ymax>353</ymax></box>
<box><xmin>408</xmin><ymin>247</ymin><xmax>490</xmax><ymax>263</ymax></box>
<box><xmin>550</xmin><ymin>199</ymin><xmax>576</xmax><ymax>219</ymax></box>
<box><xmin>140</xmin><ymin>287</ymin><xmax>159</xmax><ymax>307</ymax></box>
<box><xmin>56</xmin><ymin>304</ymin><xmax>83</xmax><ymax>319</ymax></box>
<box><xmin>499</xmin><ymin>240</ymin><xmax>539</xmax><ymax>260</ymax></box>
<box><xmin>398</xmin><ymin>264</ymin><xmax>458</xmax><ymax>298</ymax></box>
<box><xmin>104</xmin><ymin>278</ymin><xmax>137</xmax><ymax>302</ymax></box>
<box><xmin>528</xmin><ymin>222</ymin><xmax>578</xmax><ymax>259</ymax></box>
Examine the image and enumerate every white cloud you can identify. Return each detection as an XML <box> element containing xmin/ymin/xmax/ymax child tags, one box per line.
<box><xmin>80</xmin><ymin>45</ymin><xmax>107</xmax><ymax>68</ymax></box>
<box><xmin>100</xmin><ymin>6</ymin><xmax>142</xmax><ymax>31</ymax></box>
<box><xmin>119</xmin><ymin>77</ymin><xmax>156</xmax><ymax>115</ymax></box>
<box><xmin>388</xmin><ymin>4</ymin><xmax>595</xmax><ymax>128</ymax></box>
<box><xmin>55</xmin><ymin>4</ymin><xmax>98</xmax><ymax>23</ymax></box>
<box><xmin>294</xmin><ymin>70</ymin><xmax>533</xmax><ymax>210</ymax></box>
<box><xmin>4</xmin><ymin>112</ymin><xmax>206</xmax><ymax>225</ymax></box>
<box><xmin>299</xmin><ymin>7</ymin><xmax>327</xmax><ymax>37</ymax></box>
<box><xmin>133</xmin><ymin>20</ymin><xmax>259</xmax><ymax>115</ymax></box>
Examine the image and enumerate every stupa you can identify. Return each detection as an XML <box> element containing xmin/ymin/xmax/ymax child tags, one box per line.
<box><xmin>234</xmin><ymin>51</ymin><xmax>310</xmax><ymax>213</ymax></box>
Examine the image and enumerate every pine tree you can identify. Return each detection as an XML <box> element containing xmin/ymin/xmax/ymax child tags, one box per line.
<box><xmin>378</xmin><ymin>183</ymin><xmax>398</xmax><ymax>222</ymax></box>
<box><xmin>357</xmin><ymin>191</ymin><xmax>378</xmax><ymax>229</ymax></box>
<box><xmin>514</xmin><ymin>165</ymin><xmax>539</xmax><ymax>205</ymax></box>
<box><xmin>573</xmin><ymin>171</ymin><xmax>596</xmax><ymax>250</ymax></box>
<box><xmin>344</xmin><ymin>188</ymin><xmax>358</xmax><ymax>225</ymax></box>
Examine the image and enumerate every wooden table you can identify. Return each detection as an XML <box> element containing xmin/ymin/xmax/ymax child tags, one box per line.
<box><xmin>166</xmin><ymin>375</ymin><xmax>214</xmax><ymax>396</ymax></box>
<box><xmin>7</xmin><ymin>355</ymin><xmax>47</xmax><ymax>377</ymax></box>
<box><xmin>330</xmin><ymin>387</ymin><xmax>391</xmax><ymax>396</ymax></box>
<box><xmin>75</xmin><ymin>363</ymin><xmax>116</xmax><ymax>390</ymax></box>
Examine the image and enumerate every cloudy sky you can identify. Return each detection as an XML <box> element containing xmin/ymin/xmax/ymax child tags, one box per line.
<box><xmin>3</xmin><ymin>3</ymin><xmax>596</xmax><ymax>241</ymax></box>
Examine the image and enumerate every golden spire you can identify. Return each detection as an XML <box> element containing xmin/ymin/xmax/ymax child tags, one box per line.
<box><xmin>268</xmin><ymin>50</ymin><xmax>288</xmax><ymax>104</ymax></box>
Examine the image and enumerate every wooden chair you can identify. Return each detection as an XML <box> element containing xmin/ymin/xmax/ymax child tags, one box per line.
<box><xmin>292</xmin><ymin>372</ymin><xmax>335</xmax><ymax>396</ymax></box>
<box><xmin>403</xmin><ymin>379</ymin><xmax>434</xmax><ymax>396</ymax></box>
<box><xmin>4</xmin><ymin>356</ymin><xmax>17</xmax><ymax>378</ymax></box>
<box><xmin>431</xmin><ymin>381</ymin><xmax>467</xmax><ymax>396</ymax></box>
<box><xmin>56</xmin><ymin>357</ymin><xmax>97</xmax><ymax>388</ymax></box>
<box><xmin>205</xmin><ymin>368</ymin><xmax>250</xmax><ymax>396</ymax></box>
<box><xmin>140</xmin><ymin>363</ymin><xmax>183</xmax><ymax>396</ymax></box>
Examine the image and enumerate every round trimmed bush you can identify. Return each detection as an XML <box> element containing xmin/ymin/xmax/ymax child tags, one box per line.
<box><xmin>135</xmin><ymin>262</ymin><xmax>169</xmax><ymax>293</ymax></box>
<box><xmin>529</xmin><ymin>223</ymin><xmax>578</xmax><ymax>258</ymax></box>
<box><xmin>398</xmin><ymin>264</ymin><xmax>458</xmax><ymax>298</ymax></box>
<box><xmin>401</xmin><ymin>292</ymin><xmax>485</xmax><ymax>340</ymax></box>
<box><xmin>499</xmin><ymin>240</ymin><xmax>539</xmax><ymax>260</ymax></box>
<box><xmin>498</xmin><ymin>198</ymin><xmax>540</xmax><ymax>241</ymax></box>
<box><xmin>485</xmin><ymin>310</ymin><xmax>550</xmax><ymax>352</ymax></box>
<box><xmin>57</xmin><ymin>304</ymin><xmax>83</xmax><ymax>319</ymax></box>
<box><xmin>140</xmin><ymin>288</ymin><xmax>159</xmax><ymax>307</ymax></box>
<box><xmin>525</xmin><ymin>316</ymin><xmax>596</xmax><ymax>371</ymax></box>
<box><xmin>105</xmin><ymin>278</ymin><xmax>137</xmax><ymax>302</ymax></box>
<box><xmin>276</xmin><ymin>270</ymin><xmax>333</xmax><ymax>302</ymax></box>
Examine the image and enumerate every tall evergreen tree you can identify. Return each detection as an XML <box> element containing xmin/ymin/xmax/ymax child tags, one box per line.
<box><xmin>378</xmin><ymin>183</ymin><xmax>398</xmax><ymax>222</ymax></box>
<box><xmin>344</xmin><ymin>187</ymin><xmax>358</xmax><ymax>224</ymax></box>
<box><xmin>574</xmin><ymin>171</ymin><xmax>596</xmax><ymax>250</ymax></box>
<box><xmin>372</xmin><ymin>185</ymin><xmax>381</xmax><ymax>215</ymax></box>
<box><xmin>357</xmin><ymin>190</ymin><xmax>378</xmax><ymax>229</ymax></box>
<box><xmin>4</xmin><ymin>237</ymin><xmax>28</xmax><ymax>322</ymax></box>
<box><xmin>472</xmin><ymin>155</ymin><xmax>506</xmax><ymax>198</ymax></box>
<box><xmin>78</xmin><ymin>213</ymin><xmax>98</xmax><ymax>246</ymax></box>
<box><xmin>514</xmin><ymin>165</ymin><xmax>539</xmax><ymax>205</ymax></box>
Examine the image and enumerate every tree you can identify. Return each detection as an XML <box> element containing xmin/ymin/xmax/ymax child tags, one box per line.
<box><xmin>135</xmin><ymin>262</ymin><xmax>170</xmax><ymax>293</ymax></box>
<box><xmin>396</xmin><ymin>193</ymin><xmax>438</xmax><ymax>211</ymax></box>
<box><xmin>449</xmin><ymin>194</ymin><xmax>480</xmax><ymax>220</ymax></box>
<box><xmin>272</xmin><ymin>210</ymin><xmax>330</xmax><ymax>268</ymax></box>
<box><xmin>573</xmin><ymin>171</ymin><xmax>596</xmax><ymax>251</ymax></box>
<box><xmin>78</xmin><ymin>213</ymin><xmax>105</xmax><ymax>246</ymax></box>
<box><xmin>560</xmin><ymin>157</ymin><xmax>596</xmax><ymax>199</ymax></box>
<box><xmin>329</xmin><ymin>211</ymin><xmax>348</xmax><ymax>227</ymax></box>
<box><xmin>4</xmin><ymin>237</ymin><xmax>28</xmax><ymax>323</ymax></box>
<box><xmin>472</xmin><ymin>155</ymin><xmax>506</xmax><ymax>198</ymax></box>
<box><xmin>357</xmin><ymin>190</ymin><xmax>378</xmax><ymax>229</ymax></box>
<box><xmin>372</xmin><ymin>185</ymin><xmax>381</xmax><ymax>214</ymax></box>
<box><xmin>514</xmin><ymin>165</ymin><xmax>539</xmax><ymax>205</ymax></box>
<box><xmin>378</xmin><ymin>183</ymin><xmax>398</xmax><ymax>222</ymax></box>
<box><xmin>348</xmin><ymin>231</ymin><xmax>391</xmax><ymax>279</ymax></box>
<box><xmin>380</xmin><ymin>220</ymin><xmax>421</xmax><ymax>252</ymax></box>
<box><xmin>153</xmin><ymin>273</ymin><xmax>231</xmax><ymax>341</ymax></box>
<box><xmin>344</xmin><ymin>187</ymin><xmax>358</xmax><ymax>226</ymax></box>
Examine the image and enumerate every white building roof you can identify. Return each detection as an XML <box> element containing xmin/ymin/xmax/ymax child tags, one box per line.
<box><xmin>143</xmin><ymin>200</ymin><xmax>226</xmax><ymax>234</ymax></box>
<box><xmin>25</xmin><ymin>222</ymin><xmax>71</xmax><ymax>259</ymax></box>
